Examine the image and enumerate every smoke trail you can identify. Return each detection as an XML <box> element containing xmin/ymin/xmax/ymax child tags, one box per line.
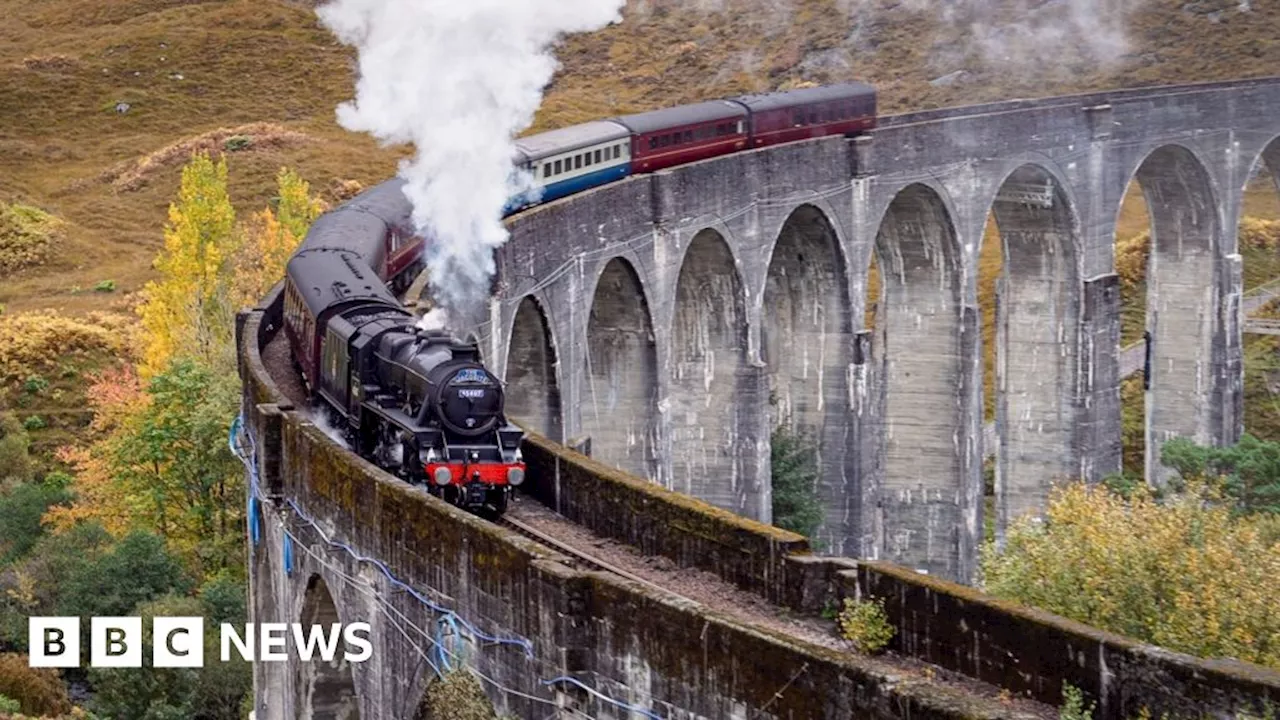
<box><xmin>317</xmin><ymin>0</ymin><xmax>625</xmax><ymax>316</ymax></box>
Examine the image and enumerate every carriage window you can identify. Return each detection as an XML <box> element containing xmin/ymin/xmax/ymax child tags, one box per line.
<box><xmin>682</xmin><ymin>130</ymin><xmax>692</xmax><ymax>143</ymax></box>
<box><xmin>809</xmin><ymin>112</ymin><xmax>818</xmax><ymax>123</ymax></box>
<box><xmin>794</xmin><ymin>112</ymin><xmax>804</xmax><ymax>126</ymax></box>
<box><xmin>543</xmin><ymin>164</ymin><xmax>551</xmax><ymax>178</ymax></box>
<box><xmin>554</xmin><ymin>159</ymin><xmax>562</xmax><ymax>174</ymax></box>
<box><xmin>594</xmin><ymin>149</ymin><xmax>602</xmax><ymax>163</ymax></box>
<box><xmin>649</xmin><ymin>137</ymin><xmax>658</xmax><ymax>150</ymax></box>
<box><xmin>584</xmin><ymin>153</ymin><xmax>592</xmax><ymax>167</ymax></box>
<box><xmin>575</xmin><ymin>155</ymin><xmax>582</xmax><ymax>169</ymax></box>
<box><xmin>614</xmin><ymin>145</ymin><xmax>621</xmax><ymax>159</ymax></box>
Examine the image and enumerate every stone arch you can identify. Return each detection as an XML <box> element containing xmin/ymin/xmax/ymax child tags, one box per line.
<box><xmin>1125</xmin><ymin>144</ymin><xmax>1223</xmax><ymax>484</ymax></box>
<box><xmin>983</xmin><ymin>163</ymin><xmax>1081</xmax><ymax>540</ymax></box>
<box><xmin>1256</xmin><ymin>135</ymin><xmax>1280</xmax><ymax>202</ymax></box>
<box><xmin>669</xmin><ymin>228</ymin><xmax>751</xmax><ymax>511</ymax></box>
<box><xmin>503</xmin><ymin>296</ymin><xmax>563</xmax><ymax>442</ymax></box>
<box><xmin>584</xmin><ymin>257</ymin><xmax>659</xmax><ymax>479</ymax></box>
<box><xmin>1233</xmin><ymin>136</ymin><xmax>1280</xmax><ymax>454</ymax></box>
<box><xmin>762</xmin><ymin>204</ymin><xmax>854</xmax><ymax>552</ymax></box>
<box><xmin>871</xmin><ymin>183</ymin><xmax>966</xmax><ymax>577</ymax></box>
<box><xmin>295</xmin><ymin>574</ymin><xmax>360</xmax><ymax>720</ymax></box>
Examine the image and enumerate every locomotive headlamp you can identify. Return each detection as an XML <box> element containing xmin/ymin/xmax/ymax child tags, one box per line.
<box><xmin>507</xmin><ymin>468</ymin><xmax>526</xmax><ymax>486</ymax></box>
<box><xmin>433</xmin><ymin>466</ymin><xmax>452</xmax><ymax>486</ymax></box>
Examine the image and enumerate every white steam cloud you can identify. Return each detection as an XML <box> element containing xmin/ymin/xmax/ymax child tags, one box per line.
<box><xmin>417</xmin><ymin>307</ymin><xmax>450</xmax><ymax>332</ymax></box>
<box><xmin>317</xmin><ymin>0</ymin><xmax>625</xmax><ymax>317</ymax></box>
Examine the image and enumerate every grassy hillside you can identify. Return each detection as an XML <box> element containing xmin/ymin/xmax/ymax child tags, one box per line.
<box><xmin>2</xmin><ymin>0</ymin><xmax>1278</xmax><ymax>317</ymax></box>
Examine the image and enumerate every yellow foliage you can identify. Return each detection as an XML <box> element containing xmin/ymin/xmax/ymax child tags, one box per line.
<box><xmin>137</xmin><ymin>151</ymin><xmax>238</xmax><ymax>378</ymax></box>
<box><xmin>274</xmin><ymin>167</ymin><xmax>328</xmax><ymax>241</ymax></box>
<box><xmin>1114</xmin><ymin>218</ymin><xmax>1280</xmax><ymax>291</ymax></box>
<box><xmin>1240</xmin><ymin>217</ymin><xmax>1280</xmax><ymax>251</ymax></box>
<box><xmin>1114</xmin><ymin>230</ymin><xmax>1150</xmax><ymax>289</ymax></box>
<box><xmin>0</xmin><ymin>312</ymin><xmax>133</xmax><ymax>385</ymax></box>
<box><xmin>231</xmin><ymin>168</ymin><xmax>325</xmax><ymax>307</ymax></box>
<box><xmin>837</xmin><ymin>596</ymin><xmax>895</xmax><ymax>654</ymax></box>
<box><xmin>0</xmin><ymin>203</ymin><xmax>63</xmax><ymax>273</ymax></box>
<box><xmin>980</xmin><ymin>482</ymin><xmax>1280</xmax><ymax>670</ymax></box>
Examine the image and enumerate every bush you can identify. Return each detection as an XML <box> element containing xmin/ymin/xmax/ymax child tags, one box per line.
<box><xmin>415</xmin><ymin>669</ymin><xmax>498</xmax><ymax>720</ymax></box>
<box><xmin>980</xmin><ymin>482</ymin><xmax>1280</xmax><ymax>669</ymax></box>
<box><xmin>92</xmin><ymin>280</ymin><xmax>115</xmax><ymax>293</ymax></box>
<box><xmin>57</xmin><ymin>531</ymin><xmax>192</xmax><ymax>620</ymax></box>
<box><xmin>1060</xmin><ymin>683</ymin><xmax>1095</xmax><ymax>720</ymax></box>
<box><xmin>21</xmin><ymin>416</ymin><xmax>44</xmax><ymax>431</ymax></box>
<box><xmin>0</xmin><ymin>478</ymin><xmax>73</xmax><ymax>563</ymax></box>
<box><xmin>1162</xmin><ymin>434</ymin><xmax>1280</xmax><ymax>516</ymax></box>
<box><xmin>0</xmin><ymin>653</ymin><xmax>72</xmax><ymax>716</ymax></box>
<box><xmin>0</xmin><ymin>413</ymin><xmax>33</xmax><ymax>484</ymax></box>
<box><xmin>89</xmin><ymin>595</ymin><xmax>250</xmax><ymax>720</ymax></box>
<box><xmin>22</xmin><ymin>375</ymin><xmax>48</xmax><ymax>394</ymax></box>
<box><xmin>0</xmin><ymin>311</ymin><xmax>132</xmax><ymax>386</ymax></box>
<box><xmin>770</xmin><ymin>426</ymin><xmax>823</xmax><ymax>538</ymax></box>
<box><xmin>0</xmin><ymin>203</ymin><xmax>62</xmax><ymax>274</ymax></box>
<box><xmin>836</xmin><ymin>596</ymin><xmax>895</xmax><ymax>654</ymax></box>
<box><xmin>197</xmin><ymin>570</ymin><xmax>246</xmax><ymax>625</ymax></box>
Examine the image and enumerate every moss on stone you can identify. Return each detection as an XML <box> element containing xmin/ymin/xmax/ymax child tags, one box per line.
<box><xmin>415</xmin><ymin>669</ymin><xmax>499</xmax><ymax>720</ymax></box>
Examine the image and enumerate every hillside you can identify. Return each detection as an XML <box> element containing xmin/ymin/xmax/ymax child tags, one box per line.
<box><xmin>1</xmin><ymin>0</ymin><xmax>1278</xmax><ymax>317</ymax></box>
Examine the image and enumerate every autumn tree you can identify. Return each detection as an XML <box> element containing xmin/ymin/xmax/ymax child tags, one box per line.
<box><xmin>137</xmin><ymin>151</ymin><xmax>237</xmax><ymax>378</ymax></box>
<box><xmin>1161</xmin><ymin>434</ymin><xmax>1280</xmax><ymax>516</ymax></box>
<box><xmin>44</xmin><ymin>366</ymin><xmax>147</xmax><ymax>536</ymax></box>
<box><xmin>232</xmin><ymin>167</ymin><xmax>327</xmax><ymax>308</ymax></box>
<box><xmin>980</xmin><ymin>481</ymin><xmax>1280</xmax><ymax>669</ymax></box>
<box><xmin>108</xmin><ymin>360</ymin><xmax>244</xmax><ymax>576</ymax></box>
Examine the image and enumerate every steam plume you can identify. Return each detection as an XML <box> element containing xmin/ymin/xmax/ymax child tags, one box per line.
<box><xmin>317</xmin><ymin>0</ymin><xmax>625</xmax><ymax>316</ymax></box>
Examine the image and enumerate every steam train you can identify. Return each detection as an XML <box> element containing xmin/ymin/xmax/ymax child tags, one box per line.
<box><xmin>282</xmin><ymin>189</ymin><xmax>527</xmax><ymax>517</ymax></box>
<box><xmin>280</xmin><ymin>81</ymin><xmax>878</xmax><ymax>517</ymax></box>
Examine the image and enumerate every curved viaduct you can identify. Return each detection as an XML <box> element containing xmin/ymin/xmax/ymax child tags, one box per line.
<box><xmin>236</xmin><ymin>77</ymin><xmax>1280</xmax><ymax>720</ymax></box>
<box><xmin>449</xmin><ymin>76</ymin><xmax>1280</xmax><ymax>579</ymax></box>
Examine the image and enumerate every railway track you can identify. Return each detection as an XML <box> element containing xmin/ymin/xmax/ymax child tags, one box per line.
<box><xmin>498</xmin><ymin>514</ymin><xmax>693</xmax><ymax>602</ymax></box>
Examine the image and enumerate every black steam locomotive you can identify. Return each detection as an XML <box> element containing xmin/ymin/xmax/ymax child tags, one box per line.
<box><xmin>280</xmin><ymin>184</ymin><xmax>525</xmax><ymax>517</ymax></box>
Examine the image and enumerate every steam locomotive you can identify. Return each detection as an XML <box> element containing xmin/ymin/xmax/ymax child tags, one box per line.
<box><xmin>281</xmin><ymin>193</ymin><xmax>526</xmax><ymax>517</ymax></box>
<box><xmin>280</xmin><ymin>81</ymin><xmax>879</xmax><ymax>516</ymax></box>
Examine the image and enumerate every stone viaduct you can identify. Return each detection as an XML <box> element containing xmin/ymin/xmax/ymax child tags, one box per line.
<box><xmin>235</xmin><ymin>77</ymin><xmax>1280</xmax><ymax>720</ymax></box>
<box><xmin>455</xmin><ymin>77</ymin><xmax>1280</xmax><ymax>582</ymax></box>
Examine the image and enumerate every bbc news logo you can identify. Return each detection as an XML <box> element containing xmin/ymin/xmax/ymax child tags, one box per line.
<box><xmin>28</xmin><ymin>617</ymin><xmax>372</xmax><ymax>668</ymax></box>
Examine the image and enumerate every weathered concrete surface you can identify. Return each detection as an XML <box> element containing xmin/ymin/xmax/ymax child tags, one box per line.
<box><xmin>503</xmin><ymin>431</ymin><xmax>1280</xmax><ymax>720</ymax></box>
<box><xmin>471</xmin><ymin>77</ymin><xmax>1280</xmax><ymax>579</ymax></box>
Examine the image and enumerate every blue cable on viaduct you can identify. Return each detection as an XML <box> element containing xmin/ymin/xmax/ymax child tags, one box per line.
<box><xmin>237</xmin><ymin>77</ymin><xmax>1280</xmax><ymax>720</ymax></box>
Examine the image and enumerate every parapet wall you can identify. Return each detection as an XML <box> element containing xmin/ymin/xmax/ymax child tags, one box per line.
<box><xmin>521</xmin><ymin>431</ymin><xmax>810</xmax><ymax>603</ymax></box>
<box><xmin>523</xmin><ymin>425</ymin><xmax>1280</xmax><ymax>720</ymax></box>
